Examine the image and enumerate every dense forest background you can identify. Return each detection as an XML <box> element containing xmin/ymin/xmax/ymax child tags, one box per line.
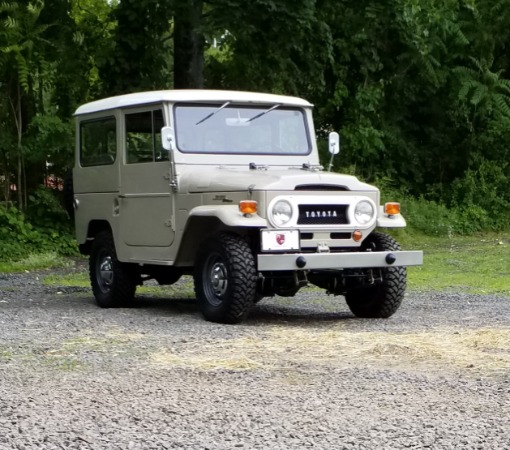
<box><xmin>2</xmin><ymin>0</ymin><xmax>510</xmax><ymax>258</ymax></box>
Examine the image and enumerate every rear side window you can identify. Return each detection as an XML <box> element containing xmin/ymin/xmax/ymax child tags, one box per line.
<box><xmin>80</xmin><ymin>117</ymin><xmax>116</xmax><ymax>167</ymax></box>
<box><xmin>125</xmin><ymin>109</ymin><xmax>165</xmax><ymax>164</ymax></box>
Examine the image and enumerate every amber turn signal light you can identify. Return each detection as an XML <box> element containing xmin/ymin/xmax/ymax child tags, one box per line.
<box><xmin>239</xmin><ymin>200</ymin><xmax>258</xmax><ymax>215</ymax></box>
<box><xmin>384</xmin><ymin>202</ymin><xmax>400</xmax><ymax>215</ymax></box>
<box><xmin>353</xmin><ymin>230</ymin><xmax>363</xmax><ymax>242</ymax></box>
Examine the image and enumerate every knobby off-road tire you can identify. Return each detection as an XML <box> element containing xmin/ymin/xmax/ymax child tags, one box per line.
<box><xmin>90</xmin><ymin>231</ymin><xmax>136</xmax><ymax>308</ymax></box>
<box><xmin>345</xmin><ymin>232</ymin><xmax>407</xmax><ymax>318</ymax></box>
<box><xmin>194</xmin><ymin>233</ymin><xmax>258</xmax><ymax>324</ymax></box>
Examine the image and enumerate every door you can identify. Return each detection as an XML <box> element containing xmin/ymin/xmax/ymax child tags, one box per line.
<box><xmin>119</xmin><ymin>108</ymin><xmax>175</xmax><ymax>247</ymax></box>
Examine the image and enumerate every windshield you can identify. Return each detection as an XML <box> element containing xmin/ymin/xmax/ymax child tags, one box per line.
<box><xmin>174</xmin><ymin>103</ymin><xmax>311</xmax><ymax>155</ymax></box>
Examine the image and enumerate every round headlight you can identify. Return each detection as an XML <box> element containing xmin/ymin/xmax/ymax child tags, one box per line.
<box><xmin>271</xmin><ymin>200</ymin><xmax>293</xmax><ymax>227</ymax></box>
<box><xmin>354</xmin><ymin>200</ymin><xmax>375</xmax><ymax>225</ymax></box>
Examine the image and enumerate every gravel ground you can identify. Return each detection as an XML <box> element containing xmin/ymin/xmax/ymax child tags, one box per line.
<box><xmin>0</xmin><ymin>266</ymin><xmax>509</xmax><ymax>450</ymax></box>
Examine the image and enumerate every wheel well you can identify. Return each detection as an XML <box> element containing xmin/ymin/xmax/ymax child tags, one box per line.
<box><xmin>174</xmin><ymin>216</ymin><xmax>260</xmax><ymax>267</ymax></box>
<box><xmin>78</xmin><ymin>220</ymin><xmax>112</xmax><ymax>255</ymax></box>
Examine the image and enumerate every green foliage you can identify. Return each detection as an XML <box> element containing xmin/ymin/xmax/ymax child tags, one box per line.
<box><xmin>101</xmin><ymin>0</ymin><xmax>172</xmax><ymax>94</ymax></box>
<box><xmin>0</xmin><ymin>188</ymin><xmax>77</xmax><ymax>262</ymax></box>
<box><xmin>26</xmin><ymin>114</ymin><xmax>74</xmax><ymax>175</ymax></box>
<box><xmin>2</xmin><ymin>0</ymin><xmax>510</xmax><ymax>244</ymax></box>
<box><xmin>377</xmin><ymin>173</ymin><xmax>509</xmax><ymax>236</ymax></box>
<box><xmin>454</xmin><ymin>57</ymin><xmax>510</xmax><ymax>119</ymax></box>
<box><xmin>449</xmin><ymin>159</ymin><xmax>510</xmax><ymax>231</ymax></box>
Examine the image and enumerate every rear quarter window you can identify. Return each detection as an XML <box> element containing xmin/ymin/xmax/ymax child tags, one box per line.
<box><xmin>80</xmin><ymin>117</ymin><xmax>116</xmax><ymax>167</ymax></box>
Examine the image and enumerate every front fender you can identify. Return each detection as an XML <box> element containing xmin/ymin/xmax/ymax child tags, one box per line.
<box><xmin>189</xmin><ymin>205</ymin><xmax>267</xmax><ymax>227</ymax></box>
<box><xmin>377</xmin><ymin>214</ymin><xmax>407</xmax><ymax>228</ymax></box>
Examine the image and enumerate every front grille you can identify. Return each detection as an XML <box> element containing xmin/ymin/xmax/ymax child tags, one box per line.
<box><xmin>295</xmin><ymin>184</ymin><xmax>349</xmax><ymax>191</ymax></box>
<box><xmin>330</xmin><ymin>232</ymin><xmax>352</xmax><ymax>239</ymax></box>
<box><xmin>297</xmin><ymin>205</ymin><xmax>349</xmax><ymax>225</ymax></box>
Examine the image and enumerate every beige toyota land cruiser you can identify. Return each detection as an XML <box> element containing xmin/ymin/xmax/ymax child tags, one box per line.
<box><xmin>71</xmin><ymin>90</ymin><xmax>423</xmax><ymax>323</ymax></box>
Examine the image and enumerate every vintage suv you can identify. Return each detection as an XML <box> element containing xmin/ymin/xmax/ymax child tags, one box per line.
<box><xmin>72</xmin><ymin>90</ymin><xmax>423</xmax><ymax>323</ymax></box>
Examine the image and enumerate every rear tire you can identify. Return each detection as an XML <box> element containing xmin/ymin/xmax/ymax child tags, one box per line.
<box><xmin>345</xmin><ymin>232</ymin><xmax>406</xmax><ymax>318</ymax></box>
<box><xmin>90</xmin><ymin>231</ymin><xmax>136</xmax><ymax>308</ymax></box>
<box><xmin>194</xmin><ymin>233</ymin><xmax>257</xmax><ymax>324</ymax></box>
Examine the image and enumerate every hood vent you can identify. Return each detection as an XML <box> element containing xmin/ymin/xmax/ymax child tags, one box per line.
<box><xmin>295</xmin><ymin>184</ymin><xmax>350</xmax><ymax>191</ymax></box>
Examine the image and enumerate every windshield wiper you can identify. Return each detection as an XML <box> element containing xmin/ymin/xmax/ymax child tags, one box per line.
<box><xmin>195</xmin><ymin>101</ymin><xmax>231</xmax><ymax>125</ymax></box>
<box><xmin>247</xmin><ymin>104</ymin><xmax>281</xmax><ymax>123</ymax></box>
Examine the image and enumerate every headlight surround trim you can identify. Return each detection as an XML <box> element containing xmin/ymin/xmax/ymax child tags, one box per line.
<box><xmin>354</xmin><ymin>199</ymin><xmax>376</xmax><ymax>225</ymax></box>
<box><xmin>270</xmin><ymin>199</ymin><xmax>294</xmax><ymax>227</ymax></box>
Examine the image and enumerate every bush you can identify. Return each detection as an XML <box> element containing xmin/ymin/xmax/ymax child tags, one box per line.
<box><xmin>449</xmin><ymin>159</ymin><xmax>510</xmax><ymax>232</ymax></box>
<box><xmin>377</xmin><ymin>171</ymin><xmax>509</xmax><ymax>236</ymax></box>
<box><xmin>0</xmin><ymin>187</ymin><xmax>77</xmax><ymax>262</ymax></box>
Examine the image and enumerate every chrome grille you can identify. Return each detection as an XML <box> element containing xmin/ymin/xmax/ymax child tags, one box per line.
<box><xmin>297</xmin><ymin>205</ymin><xmax>349</xmax><ymax>225</ymax></box>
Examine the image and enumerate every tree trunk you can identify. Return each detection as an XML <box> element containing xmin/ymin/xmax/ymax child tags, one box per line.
<box><xmin>14</xmin><ymin>84</ymin><xmax>24</xmax><ymax>210</ymax></box>
<box><xmin>173</xmin><ymin>0</ymin><xmax>204</xmax><ymax>89</ymax></box>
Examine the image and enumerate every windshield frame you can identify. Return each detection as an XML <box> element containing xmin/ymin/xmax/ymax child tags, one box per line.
<box><xmin>173</xmin><ymin>102</ymin><xmax>312</xmax><ymax>156</ymax></box>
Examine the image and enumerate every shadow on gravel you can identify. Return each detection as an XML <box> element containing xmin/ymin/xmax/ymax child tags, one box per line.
<box><xmin>247</xmin><ymin>305</ymin><xmax>354</xmax><ymax>325</ymax></box>
<box><xmin>54</xmin><ymin>291</ymin><xmax>355</xmax><ymax>325</ymax></box>
<box><xmin>131</xmin><ymin>296</ymin><xmax>198</xmax><ymax>316</ymax></box>
<box><xmin>130</xmin><ymin>296</ymin><xmax>355</xmax><ymax>325</ymax></box>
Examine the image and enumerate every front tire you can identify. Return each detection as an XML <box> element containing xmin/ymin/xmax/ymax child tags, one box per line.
<box><xmin>194</xmin><ymin>233</ymin><xmax>257</xmax><ymax>324</ymax></box>
<box><xmin>345</xmin><ymin>232</ymin><xmax>406</xmax><ymax>318</ymax></box>
<box><xmin>90</xmin><ymin>231</ymin><xmax>137</xmax><ymax>308</ymax></box>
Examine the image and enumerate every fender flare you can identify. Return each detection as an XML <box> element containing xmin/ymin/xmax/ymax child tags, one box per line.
<box><xmin>188</xmin><ymin>205</ymin><xmax>267</xmax><ymax>227</ymax></box>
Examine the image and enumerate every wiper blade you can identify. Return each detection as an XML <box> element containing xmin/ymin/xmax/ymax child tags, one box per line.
<box><xmin>195</xmin><ymin>101</ymin><xmax>231</xmax><ymax>125</ymax></box>
<box><xmin>247</xmin><ymin>104</ymin><xmax>281</xmax><ymax>123</ymax></box>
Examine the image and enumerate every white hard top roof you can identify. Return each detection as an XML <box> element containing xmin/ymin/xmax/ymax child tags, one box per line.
<box><xmin>74</xmin><ymin>89</ymin><xmax>313</xmax><ymax>116</ymax></box>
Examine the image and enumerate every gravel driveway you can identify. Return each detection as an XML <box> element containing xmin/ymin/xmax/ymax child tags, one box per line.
<box><xmin>0</xmin><ymin>266</ymin><xmax>509</xmax><ymax>450</ymax></box>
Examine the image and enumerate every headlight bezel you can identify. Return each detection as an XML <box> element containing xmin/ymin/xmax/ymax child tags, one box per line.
<box><xmin>269</xmin><ymin>199</ymin><xmax>295</xmax><ymax>227</ymax></box>
<box><xmin>353</xmin><ymin>199</ymin><xmax>376</xmax><ymax>226</ymax></box>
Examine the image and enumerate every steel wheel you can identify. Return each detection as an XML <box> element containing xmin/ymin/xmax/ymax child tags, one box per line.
<box><xmin>204</xmin><ymin>256</ymin><xmax>229</xmax><ymax>305</ymax></box>
<box><xmin>194</xmin><ymin>233</ymin><xmax>257</xmax><ymax>324</ymax></box>
<box><xmin>90</xmin><ymin>231</ymin><xmax>137</xmax><ymax>308</ymax></box>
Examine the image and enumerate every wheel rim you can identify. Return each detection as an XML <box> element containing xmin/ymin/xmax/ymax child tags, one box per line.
<box><xmin>96</xmin><ymin>251</ymin><xmax>113</xmax><ymax>293</ymax></box>
<box><xmin>204</xmin><ymin>254</ymin><xmax>228</xmax><ymax>306</ymax></box>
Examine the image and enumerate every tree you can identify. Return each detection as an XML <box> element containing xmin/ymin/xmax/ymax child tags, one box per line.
<box><xmin>0</xmin><ymin>0</ymin><xmax>50</xmax><ymax>207</ymax></box>
<box><xmin>100</xmin><ymin>0</ymin><xmax>172</xmax><ymax>95</ymax></box>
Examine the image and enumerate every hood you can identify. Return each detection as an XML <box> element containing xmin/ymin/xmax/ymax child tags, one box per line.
<box><xmin>180</xmin><ymin>167</ymin><xmax>377</xmax><ymax>193</ymax></box>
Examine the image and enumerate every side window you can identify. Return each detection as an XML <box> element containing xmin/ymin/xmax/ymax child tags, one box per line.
<box><xmin>80</xmin><ymin>117</ymin><xmax>116</xmax><ymax>167</ymax></box>
<box><xmin>125</xmin><ymin>109</ymin><xmax>165</xmax><ymax>164</ymax></box>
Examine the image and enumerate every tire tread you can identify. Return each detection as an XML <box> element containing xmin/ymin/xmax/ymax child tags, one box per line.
<box><xmin>345</xmin><ymin>232</ymin><xmax>407</xmax><ymax>318</ymax></box>
<box><xmin>194</xmin><ymin>233</ymin><xmax>257</xmax><ymax>324</ymax></box>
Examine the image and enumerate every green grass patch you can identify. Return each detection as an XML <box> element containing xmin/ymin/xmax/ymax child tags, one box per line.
<box><xmin>0</xmin><ymin>252</ymin><xmax>74</xmax><ymax>273</ymax></box>
<box><xmin>43</xmin><ymin>271</ymin><xmax>90</xmax><ymax>287</ymax></box>
<box><xmin>138</xmin><ymin>279</ymin><xmax>195</xmax><ymax>298</ymax></box>
<box><xmin>394</xmin><ymin>232</ymin><xmax>510</xmax><ymax>296</ymax></box>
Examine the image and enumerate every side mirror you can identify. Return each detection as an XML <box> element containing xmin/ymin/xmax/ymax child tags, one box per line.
<box><xmin>161</xmin><ymin>126</ymin><xmax>176</xmax><ymax>151</ymax></box>
<box><xmin>328</xmin><ymin>132</ymin><xmax>340</xmax><ymax>155</ymax></box>
<box><xmin>327</xmin><ymin>132</ymin><xmax>340</xmax><ymax>172</ymax></box>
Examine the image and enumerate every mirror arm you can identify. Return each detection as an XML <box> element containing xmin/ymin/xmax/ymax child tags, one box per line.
<box><xmin>327</xmin><ymin>153</ymin><xmax>335</xmax><ymax>172</ymax></box>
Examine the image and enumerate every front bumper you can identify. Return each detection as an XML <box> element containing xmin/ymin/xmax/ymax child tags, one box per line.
<box><xmin>257</xmin><ymin>250</ymin><xmax>423</xmax><ymax>271</ymax></box>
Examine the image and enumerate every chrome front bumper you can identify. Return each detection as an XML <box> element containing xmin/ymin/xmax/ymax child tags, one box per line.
<box><xmin>257</xmin><ymin>250</ymin><xmax>423</xmax><ymax>271</ymax></box>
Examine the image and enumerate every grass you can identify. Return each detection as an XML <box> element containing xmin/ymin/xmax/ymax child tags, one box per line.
<box><xmin>43</xmin><ymin>271</ymin><xmax>90</xmax><ymax>287</ymax></box>
<box><xmin>0</xmin><ymin>252</ymin><xmax>73</xmax><ymax>273</ymax></box>
<box><xmin>394</xmin><ymin>232</ymin><xmax>510</xmax><ymax>296</ymax></box>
